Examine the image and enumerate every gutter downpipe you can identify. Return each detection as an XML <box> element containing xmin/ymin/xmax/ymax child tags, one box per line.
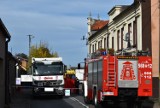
<box><xmin>5</xmin><ymin>36</ymin><xmax>11</xmax><ymax>108</ymax></box>
<box><xmin>158</xmin><ymin>0</ymin><xmax>160</xmax><ymax>105</ymax></box>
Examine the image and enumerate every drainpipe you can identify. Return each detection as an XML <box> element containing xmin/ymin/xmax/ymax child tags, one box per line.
<box><xmin>158</xmin><ymin>0</ymin><xmax>160</xmax><ymax>103</ymax></box>
<box><xmin>5</xmin><ymin>36</ymin><xmax>11</xmax><ymax>107</ymax></box>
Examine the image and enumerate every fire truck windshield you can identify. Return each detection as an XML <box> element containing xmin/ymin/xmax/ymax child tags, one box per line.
<box><xmin>33</xmin><ymin>64</ymin><xmax>63</xmax><ymax>76</ymax></box>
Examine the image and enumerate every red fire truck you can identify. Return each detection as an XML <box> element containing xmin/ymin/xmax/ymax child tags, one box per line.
<box><xmin>83</xmin><ymin>50</ymin><xmax>152</xmax><ymax>107</ymax></box>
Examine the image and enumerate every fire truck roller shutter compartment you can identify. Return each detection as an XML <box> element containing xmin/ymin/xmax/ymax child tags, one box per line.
<box><xmin>118</xmin><ymin>59</ymin><xmax>138</xmax><ymax>88</ymax></box>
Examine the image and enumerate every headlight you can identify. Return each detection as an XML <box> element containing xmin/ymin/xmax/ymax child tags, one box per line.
<box><xmin>33</xmin><ymin>81</ymin><xmax>43</xmax><ymax>86</ymax></box>
<box><xmin>58</xmin><ymin>87</ymin><xmax>63</xmax><ymax>90</ymax></box>
<box><xmin>56</xmin><ymin>80</ymin><xmax>62</xmax><ymax>84</ymax></box>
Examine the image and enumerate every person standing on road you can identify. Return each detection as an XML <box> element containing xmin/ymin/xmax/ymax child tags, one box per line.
<box><xmin>75</xmin><ymin>77</ymin><xmax>79</xmax><ymax>94</ymax></box>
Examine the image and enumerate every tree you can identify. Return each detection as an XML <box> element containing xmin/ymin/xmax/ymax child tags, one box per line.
<box><xmin>27</xmin><ymin>42</ymin><xmax>59</xmax><ymax>69</ymax></box>
<box><xmin>30</xmin><ymin>42</ymin><xmax>58</xmax><ymax>58</ymax></box>
<box><xmin>15</xmin><ymin>53</ymin><xmax>28</xmax><ymax>59</ymax></box>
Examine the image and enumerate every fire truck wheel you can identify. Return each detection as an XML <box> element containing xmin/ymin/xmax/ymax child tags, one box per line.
<box><xmin>84</xmin><ymin>96</ymin><xmax>90</xmax><ymax>104</ymax></box>
<box><xmin>127</xmin><ymin>99</ymin><xmax>142</xmax><ymax>108</ymax></box>
<box><xmin>93</xmin><ymin>89</ymin><xmax>98</xmax><ymax>106</ymax></box>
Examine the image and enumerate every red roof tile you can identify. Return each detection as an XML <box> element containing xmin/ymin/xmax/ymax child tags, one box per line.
<box><xmin>91</xmin><ymin>20</ymin><xmax>109</xmax><ymax>31</ymax></box>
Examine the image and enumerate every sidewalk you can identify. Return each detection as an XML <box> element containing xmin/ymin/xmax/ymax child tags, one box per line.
<box><xmin>10</xmin><ymin>89</ymin><xmax>31</xmax><ymax>108</ymax></box>
<box><xmin>153</xmin><ymin>101</ymin><xmax>160</xmax><ymax>108</ymax></box>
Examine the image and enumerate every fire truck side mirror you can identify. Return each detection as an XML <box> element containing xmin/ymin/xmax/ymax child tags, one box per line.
<box><xmin>78</xmin><ymin>63</ymin><xmax>81</xmax><ymax>69</ymax></box>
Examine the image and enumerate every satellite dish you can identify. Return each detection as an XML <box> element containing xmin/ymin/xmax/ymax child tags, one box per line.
<box><xmin>124</xmin><ymin>33</ymin><xmax>130</xmax><ymax>42</ymax></box>
<box><xmin>124</xmin><ymin>33</ymin><xmax>131</xmax><ymax>48</ymax></box>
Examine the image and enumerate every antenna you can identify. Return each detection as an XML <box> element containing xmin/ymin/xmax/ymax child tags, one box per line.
<box><xmin>98</xmin><ymin>13</ymin><xmax>100</xmax><ymax>20</ymax></box>
<box><xmin>89</xmin><ymin>12</ymin><xmax>92</xmax><ymax>18</ymax></box>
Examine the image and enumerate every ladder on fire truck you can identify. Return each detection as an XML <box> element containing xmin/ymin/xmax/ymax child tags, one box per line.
<box><xmin>107</xmin><ymin>56</ymin><xmax>116</xmax><ymax>87</ymax></box>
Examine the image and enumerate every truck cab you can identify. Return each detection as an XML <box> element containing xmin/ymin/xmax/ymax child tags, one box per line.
<box><xmin>31</xmin><ymin>57</ymin><xmax>66</xmax><ymax>97</ymax></box>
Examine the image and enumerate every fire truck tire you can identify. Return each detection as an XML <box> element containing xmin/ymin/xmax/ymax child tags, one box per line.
<box><xmin>93</xmin><ymin>89</ymin><xmax>98</xmax><ymax>107</ymax></box>
<box><xmin>126</xmin><ymin>99</ymin><xmax>142</xmax><ymax>108</ymax></box>
<box><xmin>84</xmin><ymin>96</ymin><xmax>90</xmax><ymax>104</ymax></box>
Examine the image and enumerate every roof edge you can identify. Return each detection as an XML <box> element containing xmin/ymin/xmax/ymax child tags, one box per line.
<box><xmin>0</xmin><ymin>18</ymin><xmax>11</xmax><ymax>39</ymax></box>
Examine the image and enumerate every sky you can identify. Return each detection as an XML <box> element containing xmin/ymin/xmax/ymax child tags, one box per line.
<box><xmin>0</xmin><ymin>0</ymin><xmax>133</xmax><ymax>66</ymax></box>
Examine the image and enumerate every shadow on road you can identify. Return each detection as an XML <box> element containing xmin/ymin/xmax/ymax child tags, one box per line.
<box><xmin>86</xmin><ymin>100</ymin><xmax>156</xmax><ymax>108</ymax></box>
<box><xmin>10</xmin><ymin>88</ymin><xmax>74</xmax><ymax>108</ymax></box>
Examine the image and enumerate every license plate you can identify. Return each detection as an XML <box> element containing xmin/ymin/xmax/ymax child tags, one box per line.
<box><xmin>65</xmin><ymin>89</ymin><xmax>70</xmax><ymax>96</ymax></box>
<box><xmin>103</xmin><ymin>92</ymin><xmax>114</xmax><ymax>95</ymax></box>
<box><xmin>44</xmin><ymin>88</ymin><xmax>54</xmax><ymax>92</ymax></box>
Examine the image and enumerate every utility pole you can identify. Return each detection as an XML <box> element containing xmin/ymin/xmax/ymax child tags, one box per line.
<box><xmin>27</xmin><ymin>35</ymin><xmax>34</xmax><ymax>57</ymax></box>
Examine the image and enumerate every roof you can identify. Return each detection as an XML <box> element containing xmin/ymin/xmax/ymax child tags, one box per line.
<box><xmin>108</xmin><ymin>5</ymin><xmax>129</xmax><ymax>15</ymax></box>
<box><xmin>8</xmin><ymin>52</ymin><xmax>17</xmax><ymax>62</ymax></box>
<box><xmin>0</xmin><ymin>18</ymin><xmax>11</xmax><ymax>39</ymax></box>
<box><xmin>113</xmin><ymin>2</ymin><xmax>139</xmax><ymax>21</ymax></box>
<box><xmin>91</xmin><ymin>20</ymin><xmax>109</xmax><ymax>31</ymax></box>
<box><xmin>88</xmin><ymin>20</ymin><xmax>109</xmax><ymax>40</ymax></box>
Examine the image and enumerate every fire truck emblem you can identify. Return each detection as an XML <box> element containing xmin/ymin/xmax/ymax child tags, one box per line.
<box><xmin>120</xmin><ymin>61</ymin><xmax>136</xmax><ymax>80</ymax></box>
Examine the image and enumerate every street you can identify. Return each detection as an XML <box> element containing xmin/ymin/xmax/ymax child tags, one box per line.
<box><xmin>9</xmin><ymin>88</ymin><xmax>159</xmax><ymax>108</ymax></box>
<box><xmin>10</xmin><ymin>88</ymin><xmax>90</xmax><ymax>108</ymax></box>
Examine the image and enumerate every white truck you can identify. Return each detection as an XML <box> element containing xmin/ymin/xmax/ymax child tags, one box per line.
<box><xmin>75</xmin><ymin>69</ymin><xmax>84</xmax><ymax>95</ymax></box>
<box><xmin>31</xmin><ymin>57</ymin><xmax>66</xmax><ymax>97</ymax></box>
<box><xmin>75</xmin><ymin>69</ymin><xmax>84</xmax><ymax>84</ymax></box>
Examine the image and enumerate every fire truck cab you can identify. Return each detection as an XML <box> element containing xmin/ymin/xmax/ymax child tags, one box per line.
<box><xmin>83</xmin><ymin>50</ymin><xmax>152</xmax><ymax>107</ymax></box>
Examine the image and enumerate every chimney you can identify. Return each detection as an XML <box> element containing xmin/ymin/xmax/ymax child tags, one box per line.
<box><xmin>87</xmin><ymin>12</ymin><xmax>92</xmax><ymax>35</ymax></box>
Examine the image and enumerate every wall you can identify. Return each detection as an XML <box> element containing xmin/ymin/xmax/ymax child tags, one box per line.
<box><xmin>0</xmin><ymin>30</ymin><xmax>6</xmax><ymax>108</ymax></box>
<box><xmin>151</xmin><ymin>0</ymin><xmax>160</xmax><ymax>98</ymax></box>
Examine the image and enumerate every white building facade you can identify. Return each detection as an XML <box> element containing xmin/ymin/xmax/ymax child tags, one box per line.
<box><xmin>87</xmin><ymin>3</ymin><xmax>143</xmax><ymax>55</ymax></box>
<box><xmin>107</xmin><ymin>4</ymin><xmax>142</xmax><ymax>51</ymax></box>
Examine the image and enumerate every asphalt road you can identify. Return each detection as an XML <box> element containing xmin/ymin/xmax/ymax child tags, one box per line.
<box><xmin>10</xmin><ymin>88</ymin><xmax>159</xmax><ymax>108</ymax></box>
<box><xmin>10</xmin><ymin>88</ymin><xmax>90</xmax><ymax>108</ymax></box>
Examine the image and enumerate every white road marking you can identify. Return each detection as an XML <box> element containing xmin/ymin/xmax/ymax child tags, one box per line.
<box><xmin>70</xmin><ymin>97</ymin><xmax>89</xmax><ymax>108</ymax></box>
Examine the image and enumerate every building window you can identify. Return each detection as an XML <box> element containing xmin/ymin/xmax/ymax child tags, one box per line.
<box><xmin>98</xmin><ymin>40</ymin><xmax>102</xmax><ymax>49</ymax></box>
<box><xmin>92</xmin><ymin>44</ymin><xmax>94</xmax><ymax>53</ymax></box>
<box><xmin>128</xmin><ymin>23</ymin><xmax>132</xmax><ymax>34</ymax></box>
<box><xmin>112</xmin><ymin>37</ymin><xmax>114</xmax><ymax>49</ymax></box>
<box><xmin>117</xmin><ymin>30</ymin><xmax>120</xmax><ymax>50</ymax></box>
<box><xmin>100</xmin><ymin>40</ymin><xmax>102</xmax><ymax>48</ymax></box>
<box><xmin>98</xmin><ymin>41</ymin><xmax>100</xmax><ymax>49</ymax></box>
<box><xmin>89</xmin><ymin>44</ymin><xmax>91</xmax><ymax>53</ymax></box>
<box><xmin>133</xmin><ymin>20</ymin><xmax>137</xmax><ymax>46</ymax></box>
<box><xmin>95</xmin><ymin>43</ymin><xmax>97</xmax><ymax>51</ymax></box>
<box><xmin>107</xmin><ymin>36</ymin><xmax>109</xmax><ymax>49</ymax></box>
<box><xmin>104</xmin><ymin>38</ymin><xmax>106</xmax><ymax>49</ymax></box>
<box><xmin>128</xmin><ymin>23</ymin><xmax>132</xmax><ymax>47</ymax></box>
<box><xmin>121</xmin><ymin>27</ymin><xmax>124</xmax><ymax>49</ymax></box>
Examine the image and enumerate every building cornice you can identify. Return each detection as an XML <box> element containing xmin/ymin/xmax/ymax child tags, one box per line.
<box><xmin>0</xmin><ymin>18</ymin><xmax>11</xmax><ymax>39</ymax></box>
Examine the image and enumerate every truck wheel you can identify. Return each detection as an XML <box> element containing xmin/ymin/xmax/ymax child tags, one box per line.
<box><xmin>84</xmin><ymin>96</ymin><xmax>90</xmax><ymax>104</ymax></box>
<box><xmin>32</xmin><ymin>90</ymin><xmax>37</xmax><ymax>98</ymax></box>
<box><xmin>57</xmin><ymin>95</ymin><xmax>63</xmax><ymax>99</ymax></box>
<box><xmin>93</xmin><ymin>90</ymin><xmax>101</xmax><ymax>108</ymax></box>
<box><xmin>78</xmin><ymin>84</ymin><xmax>83</xmax><ymax>95</ymax></box>
<box><xmin>93</xmin><ymin>90</ymin><xmax>98</xmax><ymax>106</ymax></box>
